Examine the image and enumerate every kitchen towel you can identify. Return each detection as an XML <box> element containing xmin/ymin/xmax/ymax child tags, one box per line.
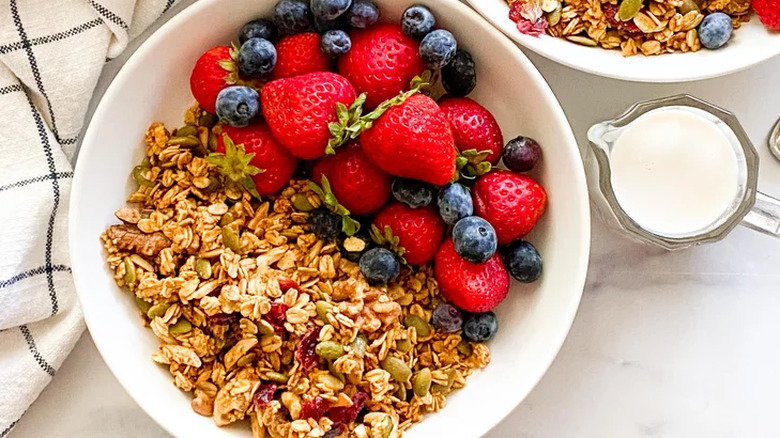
<box><xmin>0</xmin><ymin>0</ymin><xmax>181</xmax><ymax>435</ymax></box>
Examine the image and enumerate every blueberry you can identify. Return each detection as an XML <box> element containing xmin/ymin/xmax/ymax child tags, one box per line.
<box><xmin>239</xmin><ymin>19</ymin><xmax>278</xmax><ymax>44</ymax></box>
<box><xmin>698</xmin><ymin>12</ymin><xmax>733</xmax><ymax>49</ymax></box>
<box><xmin>462</xmin><ymin>311</ymin><xmax>498</xmax><ymax>342</ymax></box>
<box><xmin>503</xmin><ymin>136</ymin><xmax>542</xmax><ymax>173</ymax></box>
<box><xmin>312</xmin><ymin>0</ymin><xmax>352</xmax><ymax>20</ymax></box>
<box><xmin>437</xmin><ymin>183</ymin><xmax>473</xmax><ymax>225</ymax></box>
<box><xmin>401</xmin><ymin>5</ymin><xmax>436</xmax><ymax>39</ymax></box>
<box><xmin>452</xmin><ymin>217</ymin><xmax>497</xmax><ymax>264</ymax></box>
<box><xmin>215</xmin><ymin>86</ymin><xmax>259</xmax><ymax>127</ymax></box>
<box><xmin>441</xmin><ymin>49</ymin><xmax>476</xmax><ymax>97</ymax></box>
<box><xmin>238</xmin><ymin>38</ymin><xmax>277</xmax><ymax>77</ymax></box>
<box><xmin>310</xmin><ymin>209</ymin><xmax>342</xmax><ymax>240</ymax></box>
<box><xmin>321</xmin><ymin>30</ymin><xmax>352</xmax><ymax>57</ymax></box>
<box><xmin>391</xmin><ymin>178</ymin><xmax>434</xmax><ymax>208</ymax></box>
<box><xmin>274</xmin><ymin>0</ymin><xmax>312</xmax><ymax>35</ymax></box>
<box><xmin>345</xmin><ymin>0</ymin><xmax>380</xmax><ymax>28</ymax></box>
<box><xmin>339</xmin><ymin>232</ymin><xmax>373</xmax><ymax>262</ymax></box>
<box><xmin>431</xmin><ymin>303</ymin><xmax>464</xmax><ymax>333</ymax></box>
<box><xmin>419</xmin><ymin>29</ymin><xmax>457</xmax><ymax>70</ymax></box>
<box><xmin>503</xmin><ymin>240</ymin><xmax>543</xmax><ymax>283</ymax></box>
<box><xmin>314</xmin><ymin>16</ymin><xmax>344</xmax><ymax>32</ymax></box>
<box><xmin>359</xmin><ymin>248</ymin><xmax>400</xmax><ymax>285</ymax></box>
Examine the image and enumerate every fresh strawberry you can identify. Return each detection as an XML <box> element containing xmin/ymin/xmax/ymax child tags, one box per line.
<box><xmin>190</xmin><ymin>46</ymin><xmax>240</xmax><ymax>114</ymax></box>
<box><xmin>338</xmin><ymin>23</ymin><xmax>426</xmax><ymax>108</ymax></box>
<box><xmin>439</xmin><ymin>97</ymin><xmax>504</xmax><ymax>165</ymax></box>
<box><xmin>272</xmin><ymin>32</ymin><xmax>332</xmax><ymax>79</ymax></box>
<box><xmin>312</xmin><ymin>142</ymin><xmax>392</xmax><ymax>216</ymax></box>
<box><xmin>753</xmin><ymin>0</ymin><xmax>780</xmax><ymax>30</ymax></box>
<box><xmin>261</xmin><ymin>71</ymin><xmax>357</xmax><ymax>159</ymax></box>
<box><xmin>434</xmin><ymin>239</ymin><xmax>510</xmax><ymax>313</ymax></box>
<box><xmin>215</xmin><ymin>123</ymin><xmax>299</xmax><ymax>196</ymax></box>
<box><xmin>372</xmin><ymin>202</ymin><xmax>445</xmax><ymax>265</ymax></box>
<box><xmin>472</xmin><ymin>170</ymin><xmax>547</xmax><ymax>245</ymax></box>
<box><xmin>360</xmin><ymin>94</ymin><xmax>457</xmax><ymax>185</ymax></box>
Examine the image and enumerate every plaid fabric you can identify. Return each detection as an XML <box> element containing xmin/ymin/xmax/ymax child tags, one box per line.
<box><xmin>0</xmin><ymin>0</ymin><xmax>180</xmax><ymax>435</ymax></box>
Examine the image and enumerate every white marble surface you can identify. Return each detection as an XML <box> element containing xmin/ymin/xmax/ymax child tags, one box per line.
<box><xmin>11</xmin><ymin>2</ymin><xmax>780</xmax><ymax>437</ymax></box>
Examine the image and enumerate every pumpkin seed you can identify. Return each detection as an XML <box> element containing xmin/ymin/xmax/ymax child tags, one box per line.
<box><xmin>147</xmin><ymin>302</ymin><xmax>170</xmax><ymax>319</ymax></box>
<box><xmin>175</xmin><ymin>124</ymin><xmax>198</xmax><ymax>138</ymax></box>
<box><xmin>123</xmin><ymin>257</ymin><xmax>136</xmax><ymax>286</ymax></box>
<box><xmin>135</xmin><ymin>297</ymin><xmax>152</xmax><ymax>314</ymax></box>
<box><xmin>567</xmin><ymin>35</ymin><xmax>598</xmax><ymax>46</ymax></box>
<box><xmin>404</xmin><ymin>314</ymin><xmax>431</xmax><ymax>337</ymax></box>
<box><xmin>617</xmin><ymin>0</ymin><xmax>642</xmax><ymax>21</ymax></box>
<box><xmin>199</xmin><ymin>112</ymin><xmax>218</xmax><ymax>128</ymax></box>
<box><xmin>547</xmin><ymin>3</ymin><xmax>562</xmax><ymax>26</ymax></box>
<box><xmin>396</xmin><ymin>383</ymin><xmax>407</xmax><ymax>401</ymax></box>
<box><xmin>396</xmin><ymin>339</ymin><xmax>412</xmax><ymax>353</ymax></box>
<box><xmin>132</xmin><ymin>165</ymin><xmax>155</xmax><ymax>187</ymax></box>
<box><xmin>266</xmin><ymin>371</ymin><xmax>289</xmax><ymax>383</ymax></box>
<box><xmin>220</xmin><ymin>212</ymin><xmax>234</xmax><ymax>226</ymax></box>
<box><xmin>291</xmin><ymin>193</ymin><xmax>315</xmax><ymax>212</ymax></box>
<box><xmin>381</xmin><ymin>356</ymin><xmax>412</xmax><ymax>383</ymax></box>
<box><xmin>167</xmin><ymin>135</ymin><xmax>201</xmax><ymax>147</ymax></box>
<box><xmin>457</xmin><ymin>342</ymin><xmax>473</xmax><ymax>356</ymax></box>
<box><xmin>679</xmin><ymin>0</ymin><xmax>700</xmax><ymax>13</ymax></box>
<box><xmin>327</xmin><ymin>360</ymin><xmax>346</xmax><ymax>382</ymax></box>
<box><xmin>208</xmin><ymin>131</ymin><xmax>218</xmax><ymax>152</ymax></box>
<box><xmin>351</xmin><ymin>334</ymin><xmax>368</xmax><ymax>358</ymax></box>
<box><xmin>258</xmin><ymin>320</ymin><xmax>275</xmax><ymax>336</ymax></box>
<box><xmin>169</xmin><ymin>318</ymin><xmax>193</xmax><ymax>335</ymax></box>
<box><xmin>222</xmin><ymin>226</ymin><xmax>241</xmax><ymax>253</ymax></box>
<box><xmin>195</xmin><ymin>258</ymin><xmax>212</xmax><ymax>279</ymax></box>
<box><xmin>315</xmin><ymin>341</ymin><xmax>345</xmax><ymax>361</ymax></box>
<box><xmin>315</xmin><ymin>300</ymin><xmax>333</xmax><ymax>321</ymax></box>
<box><xmin>380</xmin><ymin>416</ymin><xmax>394</xmax><ymax>438</ymax></box>
<box><xmin>431</xmin><ymin>370</ymin><xmax>456</xmax><ymax>394</ymax></box>
<box><xmin>412</xmin><ymin>368</ymin><xmax>432</xmax><ymax>397</ymax></box>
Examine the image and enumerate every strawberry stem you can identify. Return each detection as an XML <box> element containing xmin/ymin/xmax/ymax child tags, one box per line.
<box><xmin>326</xmin><ymin>70</ymin><xmax>434</xmax><ymax>154</ymax></box>
<box><xmin>206</xmin><ymin>134</ymin><xmax>264</xmax><ymax>199</ymax></box>
<box><xmin>453</xmin><ymin>148</ymin><xmax>493</xmax><ymax>182</ymax></box>
<box><xmin>308</xmin><ymin>175</ymin><xmax>361</xmax><ymax>236</ymax></box>
<box><xmin>369</xmin><ymin>224</ymin><xmax>408</xmax><ymax>265</ymax></box>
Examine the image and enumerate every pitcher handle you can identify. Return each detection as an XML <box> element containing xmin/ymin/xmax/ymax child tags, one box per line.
<box><xmin>742</xmin><ymin>191</ymin><xmax>780</xmax><ymax>237</ymax></box>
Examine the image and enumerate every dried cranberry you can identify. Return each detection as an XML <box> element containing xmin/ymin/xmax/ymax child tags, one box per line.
<box><xmin>253</xmin><ymin>383</ymin><xmax>278</xmax><ymax>408</ymax></box>
<box><xmin>509</xmin><ymin>1</ymin><xmax>524</xmax><ymax>21</ymax></box>
<box><xmin>277</xmin><ymin>277</ymin><xmax>301</xmax><ymax>293</ymax></box>
<box><xmin>295</xmin><ymin>327</ymin><xmax>320</xmax><ymax>370</ymax></box>
<box><xmin>300</xmin><ymin>396</ymin><xmax>330</xmax><ymax>420</ymax></box>
<box><xmin>601</xmin><ymin>4</ymin><xmax>644</xmax><ymax>37</ymax></box>
<box><xmin>323</xmin><ymin>424</ymin><xmax>345</xmax><ymax>438</ymax></box>
<box><xmin>209</xmin><ymin>313</ymin><xmax>240</xmax><ymax>325</ymax></box>
<box><xmin>328</xmin><ymin>391</ymin><xmax>368</xmax><ymax>424</ymax></box>
<box><xmin>266</xmin><ymin>303</ymin><xmax>289</xmax><ymax>332</ymax></box>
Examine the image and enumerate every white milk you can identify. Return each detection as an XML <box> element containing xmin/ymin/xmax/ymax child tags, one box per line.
<box><xmin>610</xmin><ymin>108</ymin><xmax>740</xmax><ymax>237</ymax></box>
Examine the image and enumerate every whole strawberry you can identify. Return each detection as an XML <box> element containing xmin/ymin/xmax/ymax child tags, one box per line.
<box><xmin>473</xmin><ymin>170</ymin><xmax>547</xmax><ymax>245</ymax></box>
<box><xmin>360</xmin><ymin>94</ymin><xmax>457</xmax><ymax>185</ymax></box>
<box><xmin>372</xmin><ymin>202</ymin><xmax>445</xmax><ymax>265</ymax></box>
<box><xmin>434</xmin><ymin>239</ymin><xmax>510</xmax><ymax>313</ymax></box>
<box><xmin>439</xmin><ymin>97</ymin><xmax>504</xmax><ymax>165</ymax></box>
<box><xmin>215</xmin><ymin>123</ymin><xmax>299</xmax><ymax>196</ymax></box>
<box><xmin>272</xmin><ymin>32</ymin><xmax>332</xmax><ymax>79</ymax></box>
<box><xmin>190</xmin><ymin>46</ymin><xmax>240</xmax><ymax>114</ymax></box>
<box><xmin>261</xmin><ymin>71</ymin><xmax>356</xmax><ymax>159</ymax></box>
<box><xmin>753</xmin><ymin>0</ymin><xmax>780</xmax><ymax>30</ymax></box>
<box><xmin>339</xmin><ymin>24</ymin><xmax>426</xmax><ymax>108</ymax></box>
<box><xmin>312</xmin><ymin>142</ymin><xmax>392</xmax><ymax>216</ymax></box>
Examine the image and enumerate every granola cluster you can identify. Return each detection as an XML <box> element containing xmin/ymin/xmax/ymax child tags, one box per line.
<box><xmin>509</xmin><ymin>0</ymin><xmax>751</xmax><ymax>56</ymax></box>
<box><xmin>101</xmin><ymin>107</ymin><xmax>490</xmax><ymax>438</ymax></box>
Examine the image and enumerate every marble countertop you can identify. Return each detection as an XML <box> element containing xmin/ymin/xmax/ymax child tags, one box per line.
<box><xmin>11</xmin><ymin>2</ymin><xmax>780</xmax><ymax>437</ymax></box>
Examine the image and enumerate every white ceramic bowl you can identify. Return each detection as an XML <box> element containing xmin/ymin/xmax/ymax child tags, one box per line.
<box><xmin>466</xmin><ymin>0</ymin><xmax>780</xmax><ymax>83</ymax></box>
<box><xmin>69</xmin><ymin>0</ymin><xmax>590</xmax><ymax>436</ymax></box>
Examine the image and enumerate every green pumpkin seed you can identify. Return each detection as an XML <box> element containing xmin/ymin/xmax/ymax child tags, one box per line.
<box><xmin>412</xmin><ymin>368</ymin><xmax>432</xmax><ymax>397</ymax></box>
<box><xmin>327</xmin><ymin>360</ymin><xmax>346</xmax><ymax>382</ymax></box>
<box><xmin>147</xmin><ymin>302</ymin><xmax>170</xmax><ymax>319</ymax></box>
<box><xmin>266</xmin><ymin>371</ymin><xmax>289</xmax><ymax>383</ymax></box>
<box><xmin>396</xmin><ymin>339</ymin><xmax>411</xmax><ymax>353</ymax></box>
<box><xmin>351</xmin><ymin>334</ymin><xmax>368</xmax><ymax>358</ymax></box>
<box><xmin>167</xmin><ymin>135</ymin><xmax>201</xmax><ymax>147</ymax></box>
<box><xmin>169</xmin><ymin>318</ymin><xmax>193</xmax><ymax>335</ymax></box>
<box><xmin>135</xmin><ymin>297</ymin><xmax>152</xmax><ymax>314</ymax></box>
<box><xmin>258</xmin><ymin>320</ymin><xmax>275</xmax><ymax>336</ymax></box>
<box><xmin>199</xmin><ymin>112</ymin><xmax>218</xmax><ymax>128</ymax></box>
<box><xmin>397</xmin><ymin>383</ymin><xmax>407</xmax><ymax>401</ymax></box>
<box><xmin>617</xmin><ymin>0</ymin><xmax>642</xmax><ymax>21</ymax></box>
<box><xmin>567</xmin><ymin>35</ymin><xmax>598</xmax><ymax>46</ymax></box>
<box><xmin>404</xmin><ymin>314</ymin><xmax>431</xmax><ymax>337</ymax></box>
<box><xmin>380</xmin><ymin>416</ymin><xmax>394</xmax><ymax>438</ymax></box>
<box><xmin>382</xmin><ymin>356</ymin><xmax>412</xmax><ymax>383</ymax></box>
<box><xmin>175</xmin><ymin>125</ymin><xmax>198</xmax><ymax>138</ymax></box>
<box><xmin>123</xmin><ymin>257</ymin><xmax>136</xmax><ymax>286</ymax></box>
<box><xmin>679</xmin><ymin>0</ymin><xmax>700</xmax><ymax>13</ymax></box>
<box><xmin>195</xmin><ymin>258</ymin><xmax>212</xmax><ymax>279</ymax></box>
<box><xmin>315</xmin><ymin>341</ymin><xmax>345</xmax><ymax>361</ymax></box>
<box><xmin>291</xmin><ymin>193</ymin><xmax>315</xmax><ymax>212</ymax></box>
<box><xmin>222</xmin><ymin>226</ymin><xmax>241</xmax><ymax>253</ymax></box>
<box><xmin>547</xmin><ymin>3</ymin><xmax>562</xmax><ymax>26</ymax></box>
<box><xmin>457</xmin><ymin>342</ymin><xmax>473</xmax><ymax>356</ymax></box>
<box><xmin>132</xmin><ymin>166</ymin><xmax>155</xmax><ymax>187</ymax></box>
<box><xmin>208</xmin><ymin>131</ymin><xmax>218</xmax><ymax>152</ymax></box>
<box><xmin>220</xmin><ymin>212</ymin><xmax>234</xmax><ymax>226</ymax></box>
<box><xmin>315</xmin><ymin>300</ymin><xmax>333</xmax><ymax>321</ymax></box>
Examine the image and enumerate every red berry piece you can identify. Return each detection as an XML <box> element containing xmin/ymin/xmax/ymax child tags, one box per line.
<box><xmin>439</xmin><ymin>97</ymin><xmax>504</xmax><ymax>165</ymax></box>
<box><xmin>300</xmin><ymin>396</ymin><xmax>330</xmax><ymax>420</ymax></box>
<box><xmin>266</xmin><ymin>302</ymin><xmax>290</xmax><ymax>333</ymax></box>
<box><xmin>252</xmin><ymin>383</ymin><xmax>278</xmax><ymax>408</ymax></box>
<box><xmin>277</xmin><ymin>277</ymin><xmax>301</xmax><ymax>294</ymax></box>
<box><xmin>295</xmin><ymin>327</ymin><xmax>320</xmax><ymax>370</ymax></box>
<box><xmin>272</xmin><ymin>32</ymin><xmax>332</xmax><ymax>79</ymax></box>
<box><xmin>208</xmin><ymin>313</ymin><xmax>240</xmax><ymax>325</ymax></box>
<box><xmin>189</xmin><ymin>46</ymin><xmax>238</xmax><ymax>114</ymax></box>
<box><xmin>372</xmin><ymin>202</ymin><xmax>446</xmax><ymax>266</ymax></box>
<box><xmin>328</xmin><ymin>391</ymin><xmax>368</xmax><ymax>424</ymax></box>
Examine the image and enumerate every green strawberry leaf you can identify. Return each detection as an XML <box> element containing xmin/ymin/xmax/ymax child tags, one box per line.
<box><xmin>453</xmin><ymin>148</ymin><xmax>493</xmax><ymax>181</ymax></box>
<box><xmin>308</xmin><ymin>174</ymin><xmax>360</xmax><ymax>236</ymax></box>
<box><xmin>206</xmin><ymin>134</ymin><xmax>265</xmax><ymax>199</ymax></box>
<box><xmin>369</xmin><ymin>224</ymin><xmax>407</xmax><ymax>264</ymax></box>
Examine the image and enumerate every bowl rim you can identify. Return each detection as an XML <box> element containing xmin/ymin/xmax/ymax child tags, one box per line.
<box><xmin>69</xmin><ymin>0</ymin><xmax>591</xmax><ymax>436</ymax></box>
<box><xmin>464</xmin><ymin>0</ymin><xmax>780</xmax><ymax>83</ymax></box>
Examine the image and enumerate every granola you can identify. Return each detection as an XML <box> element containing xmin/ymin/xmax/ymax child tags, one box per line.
<box><xmin>507</xmin><ymin>0</ymin><xmax>751</xmax><ymax>56</ymax></box>
<box><xmin>101</xmin><ymin>105</ymin><xmax>490</xmax><ymax>438</ymax></box>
